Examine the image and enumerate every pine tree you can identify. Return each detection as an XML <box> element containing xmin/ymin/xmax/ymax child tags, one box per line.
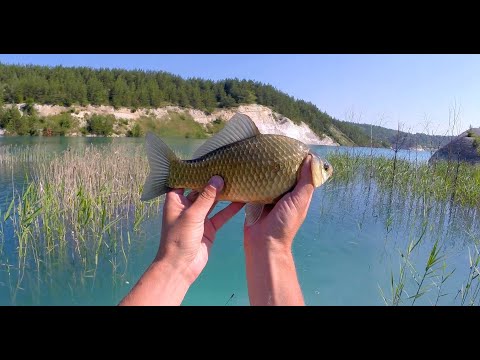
<box><xmin>111</xmin><ymin>77</ymin><xmax>130</xmax><ymax>108</ymax></box>
<box><xmin>190</xmin><ymin>84</ymin><xmax>203</xmax><ymax>109</ymax></box>
<box><xmin>146</xmin><ymin>79</ymin><xmax>162</xmax><ymax>107</ymax></box>
<box><xmin>202</xmin><ymin>88</ymin><xmax>217</xmax><ymax>113</ymax></box>
<box><xmin>137</xmin><ymin>82</ymin><xmax>150</xmax><ymax>107</ymax></box>
<box><xmin>4</xmin><ymin>107</ymin><xmax>23</xmax><ymax>133</ymax></box>
<box><xmin>48</xmin><ymin>79</ymin><xmax>66</xmax><ymax>105</ymax></box>
<box><xmin>87</xmin><ymin>77</ymin><xmax>109</xmax><ymax>105</ymax></box>
<box><xmin>0</xmin><ymin>85</ymin><xmax>4</xmax><ymax>108</ymax></box>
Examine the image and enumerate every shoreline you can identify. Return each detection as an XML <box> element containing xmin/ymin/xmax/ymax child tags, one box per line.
<box><xmin>2</xmin><ymin>103</ymin><xmax>338</xmax><ymax>146</ymax></box>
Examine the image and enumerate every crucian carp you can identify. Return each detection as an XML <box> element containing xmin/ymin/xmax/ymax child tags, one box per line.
<box><xmin>141</xmin><ymin>113</ymin><xmax>333</xmax><ymax>225</ymax></box>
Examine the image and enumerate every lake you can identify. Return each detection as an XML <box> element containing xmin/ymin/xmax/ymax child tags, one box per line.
<box><xmin>0</xmin><ymin>136</ymin><xmax>478</xmax><ymax>305</ymax></box>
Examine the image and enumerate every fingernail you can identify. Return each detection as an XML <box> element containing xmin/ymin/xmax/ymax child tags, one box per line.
<box><xmin>209</xmin><ymin>176</ymin><xmax>224</xmax><ymax>191</ymax></box>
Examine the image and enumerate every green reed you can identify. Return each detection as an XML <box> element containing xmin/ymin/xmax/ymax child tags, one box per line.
<box><xmin>2</xmin><ymin>144</ymin><xmax>479</xmax><ymax>304</ymax></box>
<box><xmin>457</xmin><ymin>233</ymin><xmax>480</xmax><ymax>306</ymax></box>
<box><xmin>0</xmin><ymin>143</ymin><xmax>163</xmax><ymax>297</ymax></box>
<box><xmin>327</xmin><ymin>151</ymin><xmax>480</xmax><ymax>305</ymax></box>
<box><xmin>326</xmin><ymin>152</ymin><xmax>480</xmax><ymax>208</ymax></box>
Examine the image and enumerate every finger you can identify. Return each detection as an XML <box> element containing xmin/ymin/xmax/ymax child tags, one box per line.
<box><xmin>291</xmin><ymin>155</ymin><xmax>315</xmax><ymax>201</ymax></box>
<box><xmin>165</xmin><ymin>188</ymin><xmax>185</xmax><ymax>205</ymax></box>
<box><xmin>210</xmin><ymin>202</ymin><xmax>245</xmax><ymax>231</ymax></box>
<box><xmin>187</xmin><ymin>176</ymin><xmax>224</xmax><ymax>220</ymax></box>
<box><xmin>186</xmin><ymin>190</ymin><xmax>199</xmax><ymax>203</ymax></box>
<box><xmin>162</xmin><ymin>188</ymin><xmax>185</xmax><ymax>228</ymax></box>
<box><xmin>188</xmin><ymin>191</ymin><xmax>218</xmax><ymax>215</ymax></box>
<box><xmin>167</xmin><ymin>188</ymin><xmax>184</xmax><ymax>198</ymax></box>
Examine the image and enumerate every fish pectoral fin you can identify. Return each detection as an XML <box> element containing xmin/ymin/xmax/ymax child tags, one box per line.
<box><xmin>192</xmin><ymin>113</ymin><xmax>260</xmax><ymax>159</ymax></box>
<box><xmin>245</xmin><ymin>203</ymin><xmax>265</xmax><ymax>227</ymax></box>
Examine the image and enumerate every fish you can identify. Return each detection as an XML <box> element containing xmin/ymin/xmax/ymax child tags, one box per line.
<box><xmin>141</xmin><ymin>113</ymin><xmax>333</xmax><ymax>225</ymax></box>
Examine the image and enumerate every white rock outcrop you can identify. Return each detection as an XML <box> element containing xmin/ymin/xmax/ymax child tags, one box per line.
<box><xmin>7</xmin><ymin>103</ymin><xmax>338</xmax><ymax>145</ymax></box>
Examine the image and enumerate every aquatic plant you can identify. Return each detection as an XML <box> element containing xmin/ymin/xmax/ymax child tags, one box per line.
<box><xmin>326</xmin><ymin>151</ymin><xmax>480</xmax><ymax>305</ymax></box>
<box><xmin>1</xmin><ymin>143</ymin><xmax>479</xmax><ymax>305</ymax></box>
<box><xmin>326</xmin><ymin>151</ymin><xmax>480</xmax><ymax>208</ymax></box>
<box><xmin>0</xmin><ymin>143</ymin><xmax>163</xmax><ymax>302</ymax></box>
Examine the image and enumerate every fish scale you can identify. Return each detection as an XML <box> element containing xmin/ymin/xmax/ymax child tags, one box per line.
<box><xmin>168</xmin><ymin>134</ymin><xmax>310</xmax><ymax>204</ymax></box>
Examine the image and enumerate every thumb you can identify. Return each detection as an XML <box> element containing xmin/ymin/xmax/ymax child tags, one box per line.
<box><xmin>291</xmin><ymin>154</ymin><xmax>315</xmax><ymax>203</ymax></box>
<box><xmin>187</xmin><ymin>176</ymin><xmax>224</xmax><ymax>220</ymax></box>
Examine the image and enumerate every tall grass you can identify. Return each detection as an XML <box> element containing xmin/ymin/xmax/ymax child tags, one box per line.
<box><xmin>325</xmin><ymin>150</ymin><xmax>480</xmax><ymax>305</ymax></box>
<box><xmin>327</xmin><ymin>151</ymin><xmax>480</xmax><ymax>208</ymax></box>
<box><xmin>456</xmin><ymin>232</ymin><xmax>480</xmax><ymax>305</ymax></box>
<box><xmin>0</xmin><ymin>143</ymin><xmax>162</xmax><ymax>302</ymax></box>
<box><xmin>1</xmin><ymin>143</ymin><xmax>479</xmax><ymax>305</ymax></box>
<box><xmin>0</xmin><ymin>144</ymin><xmax>54</xmax><ymax>165</ymax></box>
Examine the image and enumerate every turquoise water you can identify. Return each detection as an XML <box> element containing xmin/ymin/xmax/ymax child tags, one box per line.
<box><xmin>0</xmin><ymin>136</ymin><xmax>478</xmax><ymax>305</ymax></box>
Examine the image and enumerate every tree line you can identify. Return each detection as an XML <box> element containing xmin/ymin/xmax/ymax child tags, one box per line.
<box><xmin>0</xmin><ymin>63</ymin><xmax>376</xmax><ymax>146</ymax></box>
<box><xmin>354</xmin><ymin>123</ymin><xmax>451</xmax><ymax>150</ymax></box>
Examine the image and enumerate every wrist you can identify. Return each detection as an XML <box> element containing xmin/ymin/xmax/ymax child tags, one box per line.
<box><xmin>151</xmin><ymin>257</ymin><xmax>193</xmax><ymax>288</ymax></box>
<box><xmin>244</xmin><ymin>235</ymin><xmax>293</xmax><ymax>256</ymax></box>
<box><xmin>154</xmin><ymin>244</ymin><xmax>198</xmax><ymax>285</ymax></box>
<box><xmin>244</xmin><ymin>238</ymin><xmax>303</xmax><ymax>306</ymax></box>
<box><xmin>119</xmin><ymin>258</ymin><xmax>191</xmax><ymax>306</ymax></box>
<box><xmin>244</xmin><ymin>236</ymin><xmax>295</xmax><ymax>273</ymax></box>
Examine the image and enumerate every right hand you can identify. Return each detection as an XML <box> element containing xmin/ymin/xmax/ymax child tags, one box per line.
<box><xmin>244</xmin><ymin>154</ymin><xmax>315</xmax><ymax>252</ymax></box>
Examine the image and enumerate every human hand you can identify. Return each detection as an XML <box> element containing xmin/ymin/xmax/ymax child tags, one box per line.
<box><xmin>242</xmin><ymin>155</ymin><xmax>315</xmax><ymax>305</ymax></box>
<box><xmin>156</xmin><ymin>176</ymin><xmax>244</xmax><ymax>285</ymax></box>
<box><xmin>244</xmin><ymin>154</ymin><xmax>315</xmax><ymax>253</ymax></box>
<box><xmin>119</xmin><ymin>176</ymin><xmax>243</xmax><ymax>306</ymax></box>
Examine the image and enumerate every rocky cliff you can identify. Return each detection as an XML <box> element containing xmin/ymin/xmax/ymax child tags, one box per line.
<box><xmin>22</xmin><ymin>103</ymin><xmax>338</xmax><ymax>145</ymax></box>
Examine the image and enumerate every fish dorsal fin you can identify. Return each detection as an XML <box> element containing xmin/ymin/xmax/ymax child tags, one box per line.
<box><xmin>193</xmin><ymin>113</ymin><xmax>260</xmax><ymax>159</ymax></box>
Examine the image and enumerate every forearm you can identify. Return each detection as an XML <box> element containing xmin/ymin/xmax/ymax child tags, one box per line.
<box><xmin>119</xmin><ymin>260</ymin><xmax>190</xmax><ymax>306</ymax></box>
<box><xmin>244</xmin><ymin>242</ymin><xmax>304</xmax><ymax>306</ymax></box>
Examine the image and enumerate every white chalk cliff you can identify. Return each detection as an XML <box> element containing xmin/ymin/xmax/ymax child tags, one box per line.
<box><xmin>6</xmin><ymin>103</ymin><xmax>338</xmax><ymax>145</ymax></box>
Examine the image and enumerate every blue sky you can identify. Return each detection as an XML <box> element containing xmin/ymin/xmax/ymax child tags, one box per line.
<box><xmin>0</xmin><ymin>54</ymin><xmax>478</xmax><ymax>135</ymax></box>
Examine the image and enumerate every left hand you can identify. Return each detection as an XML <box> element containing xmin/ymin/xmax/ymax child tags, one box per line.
<box><xmin>156</xmin><ymin>176</ymin><xmax>244</xmax><ymax>285</ymax></box>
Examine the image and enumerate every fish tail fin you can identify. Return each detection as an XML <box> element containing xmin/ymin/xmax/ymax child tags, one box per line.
<box><xmin>141</xmin><ymin>132</ymin><xmax>178</xmax><ymax>201</ymax></box>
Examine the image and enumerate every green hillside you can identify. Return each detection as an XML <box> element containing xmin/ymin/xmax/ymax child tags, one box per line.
<box><xmin>0</xmin><ymin>63</ymin><xmax>448</xmax><ymax>148</ymax></box>
<box><xmin>0</xmin><ymin>63</ymin><xmax>376</xmax><ymax>145</ymax></box>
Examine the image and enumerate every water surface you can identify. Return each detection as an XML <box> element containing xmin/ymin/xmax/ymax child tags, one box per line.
<box><xmin>0</xmin><ymin>136</ymin><xmax>477</xmax><ymax>305</ymax></box>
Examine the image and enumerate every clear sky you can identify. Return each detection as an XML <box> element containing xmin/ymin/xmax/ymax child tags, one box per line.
<box><xmin>0</xmin><ymin>54</ymin><xmax>478</xmax><ymax>135</ymax></box>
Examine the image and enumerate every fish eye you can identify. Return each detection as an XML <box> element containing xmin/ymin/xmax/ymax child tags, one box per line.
<box><xmin>323</xmin><ymin>162</ymin><xmax>330</xmax><ymax>171</ymax></box>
